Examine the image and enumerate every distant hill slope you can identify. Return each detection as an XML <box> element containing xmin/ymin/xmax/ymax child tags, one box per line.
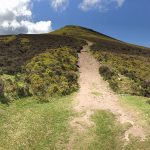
<box><xmin>52</xmin><ymin>25</ymin><xmax>117</xmax><ymax>41</ymax></box>
<box><xmin>0</xmin><ymin>32</ymin><xmax>86</xmax><ymax>102</ymax></box>
<box><xmin>52</xmin><ymin>25</ymin><xmax>150</xmax><ymax>50</ymax></box>
<box><xmin>0</xmin><ymin>34</ymin><xmax>85</xmax><ymax>74</ymax></box>
<box><xmin>52</xmin><ymin>25</ymin><xmax>150</xmax><ymax>97</ymax></box>
<box><xmin>0</xmin><ymin>25</ymin><xmax>150</xmax><ymax>101</ymax></box>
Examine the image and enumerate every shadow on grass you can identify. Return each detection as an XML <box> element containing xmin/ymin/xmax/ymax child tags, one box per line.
<box><xmin>146</xmin><ymin>100</ymin><xmax>150</xmax><ymax>105</ymax></box>
<box><xmin>0</xmin><ymin>96</ymin><xmax>9</xmax><ymax>105</ymax></box>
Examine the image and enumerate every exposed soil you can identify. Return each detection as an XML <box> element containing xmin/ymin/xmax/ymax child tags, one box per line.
<box><xmin>68</xmin><ymin>42</ymin><xmax>147</xmax><ymax>149</ymax></box>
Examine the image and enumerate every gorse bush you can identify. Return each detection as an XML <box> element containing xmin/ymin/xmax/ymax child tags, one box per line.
<box><xmin>53</xmin><ymin>25</ymin><xmax>150</xmax><ymax>97</ymax></box>
<box><xmin>0</xmin><ymin>34</ymin><xmax>85</xmax><ymax>74</ymax></box>
<box><xmin>0</xmin><ymin>30</ymin><xmax>85</xmax><ymax>102</ymax></box>
<box><xmin>0</xmin><ymin>79</ymin><xmax>4</xmax><ymax>97</ymax></box>
<box><xmin>92</xmin><ymin>45</ymin><xmax>150</xmax><ymax>97</ymax></box>
<box><xmin>99</xmin><ymin>65</ymin><xmax>119</xmax><ymax>92</ymax></box>
<box><xmin>0</xmin><ymin>75</ymin><xmax>31</xmax><ymax>103</ymax></box>
<box><xmin>23</xmin><ymin>47</ymin><xmax>79</xmax><ymax>101</ymax></box>
<box><xmin>99</xmin><ymin>65</ymin><xmax>118</xmax><ymax>80</ymax></box>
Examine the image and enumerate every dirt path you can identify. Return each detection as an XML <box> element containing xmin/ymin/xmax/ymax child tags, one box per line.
<box><xmin>68</xmin><ymin>42</ymin><xmax>146</xmax><ymax>149</ymax></box>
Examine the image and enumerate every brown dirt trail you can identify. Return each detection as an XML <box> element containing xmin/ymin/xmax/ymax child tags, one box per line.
<box><xmin>67</xmin><ymin>42</ymin><xmax>147</xmax><ymax>149</ymax></box>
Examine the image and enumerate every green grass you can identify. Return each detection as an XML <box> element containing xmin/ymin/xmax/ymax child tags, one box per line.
<box><xmin>20</xmin><ymin>38</ymin><xmax>30</xmax><ymax>44</ymax></box>
<box><xmin>73</xmin><ymin>110</ymin><xmax>125</xmax><ymax>150</ymax></box>
<box><xmin>52</xmin><ymin>25</ymin><xmax>115</xmax><ymax>42</ymax></box>
<box><xmin>119</xmin><ymin>95</ymin><xmax>150</xmax><ymax>150</ymax></box>
<box><xmin>88</xmin><ymin>109</ymin><xmax>150</xmax><ymax>150</ymax></box>
<box><xmin>0</xmin><ymin>74</ymin><xmax>16</xmax><ymax>81</ymax></box>
<box><xmin>3</xmin><ymin>35</ymin><xmax>16</xmax><ymax>43</ymax></box>
<box><xmin>89</xmin><ymin>110</ymin><xmax>124</xmax><ymax>150</ymax></box>
<box><xmin>120</xmin><ymin>95</ymin><xmax>150</xmax><ymax>124</ymax></box>
<box><xmin>0</xmin><ymin>95</ymin><xmax>73</xmax><ymax>150</ymax></box>
<box><xmin>74</xmin><ymin>95</ymin><xmax>150</xmax><ymax>150</ymax></box>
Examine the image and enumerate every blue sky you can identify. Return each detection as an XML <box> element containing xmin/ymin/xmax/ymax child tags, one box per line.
<box><xmin>32</xmin><ymin>0</ymin><xmax>150</xmax><ymax>47</ymax></box>
<box><xmin>0</xmin><ymin>0</ymin><xmax>149</xmax><ymax>47</ymax></box>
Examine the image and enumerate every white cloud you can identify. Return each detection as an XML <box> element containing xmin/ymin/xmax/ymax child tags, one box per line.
<box><xmin>21</xmin><ymin>21</ymin><xmax>52</xmax><ymax>34</ymax></box>
<box><xmin>0</xmin><ymin>0</ymin><xmax>52</xmax><ymax>35</ymax></box>
<box><xmin>50</xmin><ymin>0</ymin><xmax>69</xmax><ymax>11</ymax></box>
<box><xmin>50</xmin><ymin>0</ymin><xmax>125</xmax><ymax>12</ymax></box>
<box><xmin>79</xmin><ymin>0</ymin><xmax>125</xmax><ymax>11</ymax></box>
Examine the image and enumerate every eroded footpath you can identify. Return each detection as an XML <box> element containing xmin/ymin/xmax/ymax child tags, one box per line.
<box><xmin>67</xmin><ymin>42</ymin><xmax>147</xmax><ymax>149</ymax></box>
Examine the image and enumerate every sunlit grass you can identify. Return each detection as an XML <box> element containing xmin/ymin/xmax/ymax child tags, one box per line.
<box><xmin>119</xmin><ymin>95</ymin><xmax>150</xmax><ymax>150</ymax></box>
<box><xmin>89</xmin><ymin>110</ymin><xmax>125</xmax><ymax>150</ymax></box>
<box><xmin>0</xmin><ymin>95</ymin><xmax>73</xmax><ymax>150</ymax></box>
<box><xmin>3</xmin><ymin>35</ymin><xmax>16</xmax><ymax>43</ymax></box>
<box><xmin>52</xmin><ymin>25</ymin><xmax>115</xmax><ymax>41</ymax></box>
<box><xmin>20</xmin><ymin>38</ymin><xmax>30</xmax><ymax>44</ymax></box>
<box><xmin>120</xmin><ymin>95</ymin><xmax>150</xmax><ymax>124</ymax></box>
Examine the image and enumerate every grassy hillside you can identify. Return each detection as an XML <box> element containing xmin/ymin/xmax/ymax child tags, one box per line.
<box><xmin>0</xmin><ymin>25</ymin><xmax>149</xmax><ymax>102</ymax></box>
<box><xmin>53</xmin><ymin>25</ymin><xmax>150</xmax><ymax>97</ymax></box>
<box><xmin>0</xmin><ymin>34</ymin><xmax>85</xmax><ymax>74</ymax></box>
<box><xmin>0</xmin><ymin>25</ymin><xmax>150</xmax><ymax>149</ymax></box>
<box><xmin>0</xmin><ymin>33</ymin><xmax>86</xmax><ymax>102</ymax></box>
<box><xmin>52</xmin><ymin>25</ymin><xmax>117</xmax><ymax>42</ymax></box>
<box><xmin>92</xmin><ymin>41</ymin><xmax>150</xmax><ymax>97</ymax></box>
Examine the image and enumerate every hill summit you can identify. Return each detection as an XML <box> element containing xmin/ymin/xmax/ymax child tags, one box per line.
<box><xmin>52</xmin><ymin>25</ymin><xmax>150</xmax><ymax>97</ymax></box>
<box><xmin>52</xmin><ymin>25</ymin><xmax>117</xmax><ymax>41</ymax></box>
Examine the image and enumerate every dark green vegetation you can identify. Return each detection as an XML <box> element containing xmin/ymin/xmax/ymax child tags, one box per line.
<box><xmin>0</xmin><ymin>34</ymin><xmax>85</xmax><ymax>74</ymax></box>
<box><xmin>23</xmin><ymin>47</ymin><xmax>79</xmax><ymax>101</ymax></box>
<box><xmin>1</xmin><ymin>25</ymin><xmax>149</xmax><ymax>102</ymax></box>
<box><xmin>0</xmin><ymin>33</ymin><xmax>85</xmax><ymax>102</ymax></box>
<box><xmin>92</xmin><ymin>42</ymin><xmax>150</xmax><ymax>97</ymax></box>
<box><xmin>0</xmin><ymin>95</ymin><xmax>73</xmax><ymax>149</ymax></box>
<box><xmin>53</xmin><ymin>25</ymin><xmax>150</xmax><ymax>98</ymax></box>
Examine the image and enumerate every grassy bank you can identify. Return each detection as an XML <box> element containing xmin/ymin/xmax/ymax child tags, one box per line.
<box><xmin>0</xmin><ymin>95</ymin><xmax>73</xmax><ymax>150</ymax></box>
<box><xmin>120</xmin><ymin>95</ymin><xmax>150</xmax><ymax>124</ymax></box>
<box><xmin>91</xmin><ymin>44</ymin><xmax>150</xmax><ymax>97</ymax></box>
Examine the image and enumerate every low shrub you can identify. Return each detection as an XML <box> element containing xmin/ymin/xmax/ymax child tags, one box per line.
<box><xmin>109</xmin><ymin>78</ymin><xmax>119</xmax><ymax>92</ymax></box>
<box><xmin>99</xmin><ymin>65</ymin><xmax>120</xmax><ymax>92</ymax></box>
<box><xmin>0</xmin><ymin>75</ymin><xmax>31</xmax><ymax>103</ymax></box>
<box><xmin>141</xmin><ymin>80</ymin><xmax>150</xmax><ymax>97</ymax></box>
<box><xmin>3</xmin><ymin>79</ymin><xmax>18</xmax><ymax>101</ymax></box>
<box><xmin>23</xmin><ymin>47</ymin><xmax>79</xmax><ymax>101</ymax></box>
<box><xmin>92</xmin><ymin>46</ymin><xmax>150</xmax><ymax>97</ymax></box>
<box><xmin>0</xmin><ymin>79</ymin><xmax>4</xmax><ymax>97</ymax></box>
<box><xmin>99</xmin><ymin>65</ymin><xmax>118</xmax><ymax>80</ymax></box>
